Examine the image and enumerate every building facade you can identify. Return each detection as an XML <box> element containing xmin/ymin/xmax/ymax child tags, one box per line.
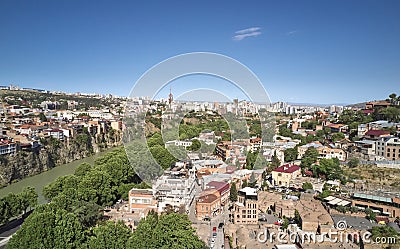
<box><xmin>128</xmin><ymin>188</ymin><xmax>157</xmax><ymax>217</ymax></box>
<box><xmin>195</xmin><ymin>189</ymin><xmax>221</xmax><ymax>220</ymax></box>
<box><xmin>376</xmin><ymin>136</ymin><xmax>400</xmax><ymax>160</ymax></box>
<box><xmin>271</xmin><ymin>164</ymin><xmax>301</xmax><ymax>187</ymax></box>
<box><xmin>233</xmin><ymin>187</ymin><xmax>259</xmax><ymax>224</ymax></box>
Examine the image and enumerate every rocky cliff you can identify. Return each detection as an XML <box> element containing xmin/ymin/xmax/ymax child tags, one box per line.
<box><xmin>0</xmin><ymin>131</ymin><xmax>122</xmax><ymax>186</ymax></box>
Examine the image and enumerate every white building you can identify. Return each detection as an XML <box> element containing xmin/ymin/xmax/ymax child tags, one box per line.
<box><xmin>153</xmin><ymin>170</ymin><xmax>196</xmax><ymax>212</ymax></box>
<box><xmin>165</xmin><ymin>140</ymin><xmax>192</xmax><ymax>148</ymax></box>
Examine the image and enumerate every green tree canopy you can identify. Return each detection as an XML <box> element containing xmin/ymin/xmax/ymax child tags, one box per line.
<box><xmin>82</xmin><ymin>221</ymin><xmax>131</xmax><ymax>249</ymax></box>
<box><xmin>187</xmin><ymin>139</ymin><xmax>201</xmax><ymax>151</ymax></box>
<box><xmin>284</xmin><ymin>148</ymin><xmax>298</xmax><ymax>162</ymax></box>
<box><xmin>300</xmin><ymin>147</ymin><xmax>319</xmax><ymax>169</ymax></box>
<box><xmin>127</xmin><ymin>213</ymin><xmax>206</xmax><ymax>249</ymax></box>
<box><xmin>230</xmin><ymin>184</ymin><xmax>238</xmax><ymax>202</ymax></box>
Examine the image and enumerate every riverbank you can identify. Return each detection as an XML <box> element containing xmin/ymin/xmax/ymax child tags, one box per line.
<box><xmin>0</xmin><ymin>147</ymin><xmax>118</xmax><ymax>204</ymax></box>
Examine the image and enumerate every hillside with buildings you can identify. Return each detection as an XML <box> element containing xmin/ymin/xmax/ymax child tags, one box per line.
<box><xmin>0</xmin><ymin>87</ymin><xmax>124</xmax><ymax>186</ymax></box>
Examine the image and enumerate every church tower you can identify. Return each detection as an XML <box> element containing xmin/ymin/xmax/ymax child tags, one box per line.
<box><xmin>168</xmin><ymin>86</ymin><xmax>173</xmax><ymax>106</ymax></box>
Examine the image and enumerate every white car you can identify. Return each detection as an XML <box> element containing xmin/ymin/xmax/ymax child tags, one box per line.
<box><xmin>210</xmin><ymin>241</ymin><xmax>215</xmax><ymax>248</ymax></box>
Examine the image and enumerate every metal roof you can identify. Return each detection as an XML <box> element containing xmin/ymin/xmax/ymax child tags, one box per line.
<box><xmin>353</xmin><ymin>193</ymin><xmax>392</xmax><ymax>203</ymax></box>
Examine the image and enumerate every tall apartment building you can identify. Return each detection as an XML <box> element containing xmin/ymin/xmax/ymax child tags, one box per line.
<box><xmin>233</xmin><ymin>187</ymin><xmax>259</xmax><ymax>224</ymax></box>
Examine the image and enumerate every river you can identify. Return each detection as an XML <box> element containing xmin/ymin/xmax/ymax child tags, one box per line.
<box><xmin>0</xmin><ymin>148</ymin><xmax>117</xmax><ymax>204</ymax></box>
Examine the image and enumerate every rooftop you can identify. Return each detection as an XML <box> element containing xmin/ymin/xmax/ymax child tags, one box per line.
<box><xmin>273</xmin><ymin>164</ymin><xmax>300</xmax><ymax>174</ymax></box>
<box><xmin>239</xmin><ymin>187</ymin><xmax>257</xmax><ymax>196</ymax></box>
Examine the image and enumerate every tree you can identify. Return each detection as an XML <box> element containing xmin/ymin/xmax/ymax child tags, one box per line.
<box><xmin>77</xmin><ymin>170</ymin><xmax>116</xmax><ymax>206</ymax></box>
<box><xmin>74</xmin><ymin>162</ymin><xmax>92</xmax><ymax>177</ymax></box>
<box><xmin>150</xmin><ymin>145</ymin><xmax>181</xmax><ymax>170</ymax></box>
<box><xmin>270</xmin><ymin>151</ymin><xmax>281</xmax><ymax>169</ymax></box>
<box><xmin>294</xmin><ymin>210</ymin><xmax>301</xmax><ymax>227</ymax></box>
<box><xmin>18</xmin><ymin>186</ymin><xmax>38</xmax><ymax>214</ymax></box>
<box><xmin>7</xmin><ymin>207</ymin><xmax>85</xmax><ymax>249</ymax></box>
<box><xmin>365</xmin><ymin>208</ymin><xmax>377</xmax><ymax>221</ymax></box>
<box><xmin>249</xmin><ymin>172</ymin><xmax>257</xmax><ymax>187</ymax></box>
<box><xmin>229</xmin><ymin>184</ymin><xmax>238</xmax><ymax>202</ymax></box>
<box><xmin>43</xmin><ymin>174</ymin><xmax>81</xmax><ymax>200</ymax></box>
<box><xmin>83</xmin><ymin>221</ymin><xmax>131</xmax><ymax>249</ymax></box>
<box><xmin>381</xmin><ymin>106</ymin><xmax>400</xmax><ymax>122</ymax></box>
<box><xmin>284</xmin><ymin>148</ymin><xmax>298</xmax><ymax>162</ymax></box>
<box><xmin>147</xmin><ymin>132</ymin><xmax>164</xmax><ymax>147</ymax></box>
<box><xmin>282</xmin><ymin>217</ymin><xmax>289</xmax><ymax>230</ymax></box>
<box><xmin>302</xmin><ymin>182</ymin><xmax>313</xmax><ymax>190</ymax></box>
<box><xmin>253</xmin><ymin>154</ymin><xmax>268</xmax><ymax>170</ymax></box>
<box><xmin>347</xmin><ymin>157</ymin><xmax>360</xmax><ymax>168</ymax></box>
<box><xmin>313</xmin><ymin>158</ymin><xmax>343</xmax><ymax>180</ymax></box>
<box><xmin>127</xmin><ymin>213</ymin><xmax>206</xmax><ymax>249</ymax></box>
<box><xmin>38</xmin><ymin>112</ymin><xmax>47</xmax><ymax>122</ymax></box>
<box><xmin>371</xmin><ymin>226</ymin><xmax>400</xmax><ymax>242</ymax></box>
<box><xmin>187</xmin><ymin>139</ymin><xmax>201</xmax><ymax>151</ymax></box>
<box><xmin>389</xmin><ymin>93</ymin><xmax>397</xmax><ymax>103</ymax></box>
<box><xmin>300</xmin><ymin>147</ymin><xmax>319</xmax><ymax>169</ymax></box>
<box><xmin>278</xmin><ymin>124</ymin><xmax>293</xmax><ymax>138</ymax></box>
<box><xmin>331</xmin><ymin>132</ymin><xmax>345</xmax><ymax>142</ymax></box>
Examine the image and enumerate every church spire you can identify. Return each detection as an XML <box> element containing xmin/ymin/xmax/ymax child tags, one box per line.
<box><xmin>168</xmin><ymin>86</ymin><xmax>173</xmax><ymax>106</ymax></box>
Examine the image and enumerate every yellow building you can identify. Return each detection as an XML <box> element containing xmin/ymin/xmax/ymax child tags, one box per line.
<box><xmin>271</xmin><ymin>164</ymin><xmax>301</xmax><ymax>187</ymax></box>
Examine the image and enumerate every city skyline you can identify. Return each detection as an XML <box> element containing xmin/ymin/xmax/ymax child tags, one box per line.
<box><xmin>1</xmin><ymin>0</ymin><xmax>399</xmax><ymax>104</ymax></box>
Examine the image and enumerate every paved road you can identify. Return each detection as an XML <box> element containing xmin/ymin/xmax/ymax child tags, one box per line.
<box><xmin>0</xmin><ymin>210</ymin><xmax>33</xmax><ymax>249</ymax></box>
<box><xmin>208</xmin><ymin>205</ymin><xmax>230</xmax><ymax>248</ymax></box>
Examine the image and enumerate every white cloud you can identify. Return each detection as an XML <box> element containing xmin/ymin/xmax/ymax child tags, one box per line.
<box><xmin>285</xmin><ymin>30</ymin><xmax>298</xmax><ymax>36</ymax></box>
<box><xmin>233</xmin><ymin>27</ymin><xmax>262</xmax><ymax>41</ymax></box>
<box><xmin>233</xmin><ymin>31</ymin><xmax>262</xmax><ymax>41</ymax></box>
<box><xmin>235</xmin><ymin>27</ymin><xmax>261</xmax><ymax>34</ymax></box>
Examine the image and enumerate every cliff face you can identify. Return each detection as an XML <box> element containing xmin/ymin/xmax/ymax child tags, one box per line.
<box><xmin>0</xmin><ymin>132</ymin><xmax>122</xmax><ymax>186</ymax></box>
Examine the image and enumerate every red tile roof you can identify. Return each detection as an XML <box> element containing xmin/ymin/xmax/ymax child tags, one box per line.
<box><xmin>273</xmin><ymin>164</ymin><xmax>300</xmax><ymax>173</ymax></box>
<box><xmin>362</xmin><ymin>109</ymin><xmax>374</xmax><ymax>114</ymax></box>
<box><xmin>198</xmin><ymin>194</ymin><xmax>218</xmax><ymax>204</ymax></box>
<box><xmin>207</xmin><ymin>181</ymin><xmax>230</xmax><ymax>194</ymax></box>
<box><xmin>365</xmin><ymin>129</ymin><xmax>390</xmax><ymax>136</ymax></box>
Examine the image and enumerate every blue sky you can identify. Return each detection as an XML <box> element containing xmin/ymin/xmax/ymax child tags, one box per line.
<box><xmin>0</xmin><ymin>0</ymin><xmax>399</xmax><ymax>104</ymax></box>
